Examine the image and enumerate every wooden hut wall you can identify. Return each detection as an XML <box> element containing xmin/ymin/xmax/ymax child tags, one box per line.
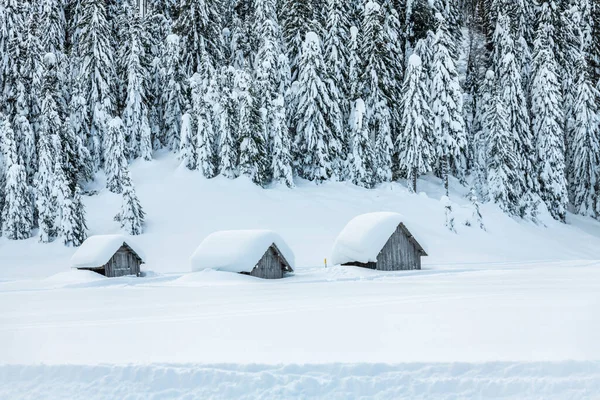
<box><xmin>376</xmin><ymin>225</ymin><xmax>422</xmax><ymax>271</ymax></box>
<box><xmin>250</xmin><ymin>246</ymin><xmax>285</xmax><ymax>279</ymax></box>
<box><xmin>105</xmin><ymin>246</ymin><xmax>142</xmax><ymax>277</ymax></box>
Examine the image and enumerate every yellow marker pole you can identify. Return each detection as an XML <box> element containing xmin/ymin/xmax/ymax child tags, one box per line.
<box><xmin>324</xmin><ymin>258</ymin><xmax>327</xmax><ymax>268</ymax></box>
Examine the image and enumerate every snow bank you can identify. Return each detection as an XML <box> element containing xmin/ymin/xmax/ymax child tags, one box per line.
<box><xmin>1</xmin><ymin>362</ymin><xmax>597</xmax><ymax>399</ymax></box>
<box><xmin>330</xmin><ymin>212</ymin><xmax>425</xmax><ymax>266</ymax></box>
<box><xmin>190</xmin><ymin>230</ymin><xmax>295</xmax><ymax>274</ymax></box>
<box><xmin>71</xmin><ymin>235</ymin><xmax>144</xmax><ymax>269</ymax></box>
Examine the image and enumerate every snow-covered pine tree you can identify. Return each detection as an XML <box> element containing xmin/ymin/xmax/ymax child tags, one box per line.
<box><xmin>293</xmin><ymin>32</ymin><xmax>342</xmax><ymax>183</ymax></box>
<box><xmin>405</xmin><ymin>0</ymin><xmax>435</xmax><ymax>56</ymax></box>
<box><xmin>360</xmin><ymin>1</ymin><xmax>394</xmax><ymax>184</ymax></box>
<box><xmin>67</xmin><ymin>85</ymin><xmax>94</xmax><ymax>184</ymax></box>
<box><xmin>531</xmin><ymin>2</ymin><xmax>569</xmax><ymax>222</ymax></box>
<box><xmin>0</xmin><ymin>0</ymin><xmax>24</xmax><ymax>116</ymax></box>
<box><xmin>569</xmin><ymin>54</ymin><xmax>600</xmax><ymax>217</ymax></box>
<box><xmin>0</xmin><ymin>115</ymin><xmax>33</xmax><ymax>240</ymax></box>
<box><xmin>347</xmin><ymin>98</ymin><xmax>375</xmax><ymax>188</ymax></box>
<box><xmin>104</xmin><ymin>117</ymin><xmax>128</xmax><ymax>194</ymax></box>
<box><xmin>13</xmin><ymin>82</ymin><xmax>37</xmax><ymax>183</ymax></box>
<box><xmin>237</xmin><ymin>68</ymin><xmax>270</xmax><ymax>187</ymax></box>
<box><xmin>280</xmin><ymin>0</ymin><xmax>314</xmax><ymax>79</ymax></box>
<box><xmin>122</xmin><ymin>2</ymin><xmax>152</xmax><ymax>161</ymax></box>
<box><xmin>493</xmin><ymin>13</ymin><xmax>535</xmax><ymax>197</ymax></box>
<box><xmin>174</xmin><ymin>0</ymin><xmax>224</xmax><ymax>76</ymax></box>
<box><xmin>179</xmin><ymin>110</ymin><xmax>196</xmax><ymax>170</ymax></box>
<box><xmin>117</xmin><ymin>170</ymin><xmax>145</xmax><ymax>235</ymax></box>
<box><xmin>190</xmin><ymin>46</ymin><xmax>219</xmax><ymax>178</ymax></box>
<box><xmin>431</xmin><ymin>12</ymin><xmax>467</xmax><ymax>195</ymax></box>
<box><xmin>38</xmin><ymin>0</ymin><xmax>66</xmax><ymax>55</ymax></box>
<box><xmin>396</xmin><ymin>54</ymin><xmax>433</xmax><ymax>193</ymax></box>
<box><xmin>162</xmin><ymin>34</ymin><xmax>185</xmax><ymax>151</ymax></box>
<box><xmin>2</xmin><ymin>160</ymin><xmax>33</xmax><ymax>240</ymax></box>
<box><xmin>218</xmin><ymin>66</ymin><xmax>239</xmax><ymax>179</ymax></box>
<box><xmin>485</xmin><ymin>82</ymin><xmax>521</xmax><ymax>215</ymax></box>
<box><xmin>60</xmin><ymin>185</ymin><xmax>88</xmax><ymax>247</ymax></box>
<box><xmin>36</xmin><ymin>121</ymin><xmax>57</xmax><ymax>243</ymax></box>
<box><xmin>472</xmin><ymin>70</ymin><xmax>495</xmax><ymax>201</ymax></box>
<box><xmin>347</xmin><ymin>26</ymin><xmax>361</xmax><ymax>102</ymax></box>
<box><xmin>270</xmin><ymin>95</ymin><xmax>294</xmax><ymax>187</ymax></box>
<box><xmin>77</xmin><ymin>0</ymin><xmax>117</xmax><ymax>169</ymax></box>
<box><xmin>323</xmin><ymin>0</ymin><xmax>351</xmax><ymax>115</ymax></box>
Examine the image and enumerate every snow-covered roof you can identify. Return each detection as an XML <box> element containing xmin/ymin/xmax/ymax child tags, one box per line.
<box><xmin>71</xmin><ymin>235</ymin><xmax>145</xmax><ymax>269</ymax></box>
<box><xmin>330</xmin><ymin>212</ymin><xmax>427</xmax><ymax>266</ymax></box>
<box><xmin>190</xmin><ymin>230</ymin><xmax>295</xmax><ymax>274</ymax></box>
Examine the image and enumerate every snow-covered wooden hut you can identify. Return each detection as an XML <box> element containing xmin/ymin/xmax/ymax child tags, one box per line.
<box><xmin>330</xmin><ymin>212</ymin><xmax>427</xmax><ymax>271</ymax></box>
<box><xmin>71</xmin><ymin>235</ymin><xmax>144</xmax><ymax>277</ymax></box>
<box><xmin>190</xmin><ymin>230</ymin><xmax>294</xmax><ymax>279</ymax></box>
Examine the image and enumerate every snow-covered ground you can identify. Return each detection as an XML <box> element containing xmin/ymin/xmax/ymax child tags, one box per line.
<box><xmin>1</xmin><ymin>152</ymin><xmax>600</xmax><ymax>397</ymax></box>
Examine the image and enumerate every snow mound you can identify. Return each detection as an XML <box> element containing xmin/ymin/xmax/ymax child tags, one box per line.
<box><xmin>71</xmin><ymin>235</ymin><xmax>145</xmax><ymax>269</ymax></box>
<box><xmin>190</xmin><ymin>230</ymin><xmax>295</xmax><ymax>274</ymax></box>
<box><xmin>305</xmin><ymin>31</ymin><xmax>320</xmax><ymax>44</ymax></box>
<box><xmin>330</xmin><ymin>212</ymin><xmax>425</xmax><ymax>266</ymax></box>
<box><xmin>408</xmin><ymin>54</ymin><xmax>422</xmax><ymax>67</ymax></box>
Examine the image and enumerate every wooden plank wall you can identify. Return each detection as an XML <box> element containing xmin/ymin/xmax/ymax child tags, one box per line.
<box><xmin>251</xmin><ymin>246</ymin><xmax>284</xmax><ymax>279</ymax></box>
<box><xmin>376</xmin><ymin>226</ymin><xmax>421</xmax><ymax>271</ymax></box>
<box><xmin>105</xmin><ymin>246</ymin><xmax>141</xmax><ymax>277</ymax></box>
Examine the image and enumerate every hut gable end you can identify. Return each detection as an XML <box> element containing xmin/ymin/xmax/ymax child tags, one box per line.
<box><xmin>331</xmin><ymin>212</ymin><xmax>427</xmax><ymax>271</ymax></box>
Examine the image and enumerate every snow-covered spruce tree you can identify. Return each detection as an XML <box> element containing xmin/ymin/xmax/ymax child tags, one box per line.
<box><xmin>174</xmin><ymin>0</ymin><xmax>224</xmax><ymax>76</ymax></box>
<box><xmin>121</xmin><ymin>3</ymin><xmax>152</xmax><ymax>161</ymax></box>
<box><xmin>190</xmin><ymin>48</ymin><xmax>219</xmax><ymax>178</ymax></box>
<box><xmin>218</xmin><ymin>66</ymin><xmax>239</xmax><ymax>179</ymax></box>
<box><xmin>67</xmin><ymin>85</ymin><xmax>94</xmax><ymax>184</ymax></box>
<box><xmin>472</xmin><ymin>70</ymin><xmax>495</xmax><ymax>201</ymax></box>
<box><xmin>405</xmin><ymin>0</ymin><xmax>435</xmax><ymax>56</ymax></box>
<box><xmin>347</xmin><ymin>26</ymin><xmax>361</xmax><ymax>102</ymax></box>
<box><xmin>0</xmin><ymin>116</ymin><xmax>33</xmax><ymax>240</ymax></box>
<box><xmin>293</xmin><ymin>32</ymin><xmax>342</xmax><ymax>183</ymax></box>
<box><xmin>18</xmin><ymin>9</ymin><xmax>44</xmax><ymax>136</ymax></box>
<box><xmin>2</xmin><ymin>160</ymin><xmax>33</xmax><ymax>240</ymax></box>
<box><xmin>380</xmin><ymin>0</ymin><xmax>404</xmax><ymax>119</ymax></box>
<box><xmin>117</xmin><ymin>171</ymin><xmax>145</xmax><ymax>235</ymax></box>
<box><xmin>431</xmin><ymin>13</ymin><xmax>466</xmax><ymax>195</ymax></box>
<box><xmin>323</xmin><ymin>0</ymin><xmax>351</xmax><ymax>115</ymax></box>
<box><xmin>0</xmin><ymin>0</ymin><xmax>24</xmax><ymax>115</ymax></box>
<box><xmin>38</xmin><ymin>0</ymin><xmax>66</xmax><ymax>54</ymax></box>
<box><xmin>13</xmin><ymin>82</ymin><xmax>37</xmax><ymax>183</ymax></box>
<box><xmin>237</xmin><ymin>68</ymin><xmax>270</xmax><ymax>187</ymax></box>
<box><xmin>360</xmin><ymin>1</ymin><xmax>394</xmax><ymax>184</ymax></box>
<box><xmin>485</xmin><ymin>85</ymin><xmax>521</xmax><ymax>215</ymax></box>
<box><xmin>347</xmin><ymin>98</ymin><xmax>375</xmax><ymax>188</ymax></box>
<box><xmin>493</xmin><ymin>13</ymin><xmax>535</xmax><ymax>197</ymax></box>
<box><xmin>396</xmin><ymin>54</ymin><xmax>433</xmax><ymax>193</ymax></box>
<box><xmin>255</xmin><ymin>0</ymin><xmax>285</xmax><ymax>111</ymax></box>
<box><xmin>162</xmin><ymin>34</ymin><xmax>185</xmax><ymax>151</ymax></box>
<box><xmin>531</xmin><ymin>2</ymin><xmax>569</xmax><ymax>222</ymax></box>
<box><xmin>77</xmin><ymin>0</ymin><xmax>117</xmax><ymax>169</ymax></box>
<box><xmin>280</xmin><ymin>0</ymin><xmax>314</xmax><ymax>79</ymax></box>
<box><xmin>60</xmin><ymin>185</ymin><xmax>88</xmax><ymax>247</ymax></box>
<box><xmin>270</xmin><ymin>95</ymin><xmax>294</xmax><ymax>187</ymax></box>
<box><xmin>36</xmin><ymin>122</ymin><xmax>57</xmax><ymax>243</ymax></box>
<box><xmin>179</xmin><ymin>110</ymin><xmax>196</xmax><ymax>170</ymax></box>
<box><xmin>104</xmin><ymin>117</ymin><xmax>128</xmax><ymax>194</ymax></box>
<box><xmin>569</xmin><ymin>55</ymin><xmax>600</xmax><ymax>217</ymax></box>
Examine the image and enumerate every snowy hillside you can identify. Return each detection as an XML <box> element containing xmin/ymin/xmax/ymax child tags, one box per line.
<box><xmin>2</xmin><ymin>152</ymin><xmax>600</xmax><ymax>279</ymax></box>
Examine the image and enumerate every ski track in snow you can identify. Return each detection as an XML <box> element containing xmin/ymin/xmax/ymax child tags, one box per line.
<box><xmin>1</xmin><ymin>362</ymin><xmax>599</xmax><ymax>399</ymax></box>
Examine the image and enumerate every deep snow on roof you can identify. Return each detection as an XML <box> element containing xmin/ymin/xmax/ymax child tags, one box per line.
<box><xmin>330</xmin><ymin>212</ymin><xmax>425</xmax><ymax>266</ymax></box>
<box><xmin>190</xmin><ymin>230</ymin><xmax>295</xmax><ymax>274</ymax></box>
<box><xmin>71</xmin><ymin>235</ymin><xmax>144</xmax><ymax>269</ymax></box>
